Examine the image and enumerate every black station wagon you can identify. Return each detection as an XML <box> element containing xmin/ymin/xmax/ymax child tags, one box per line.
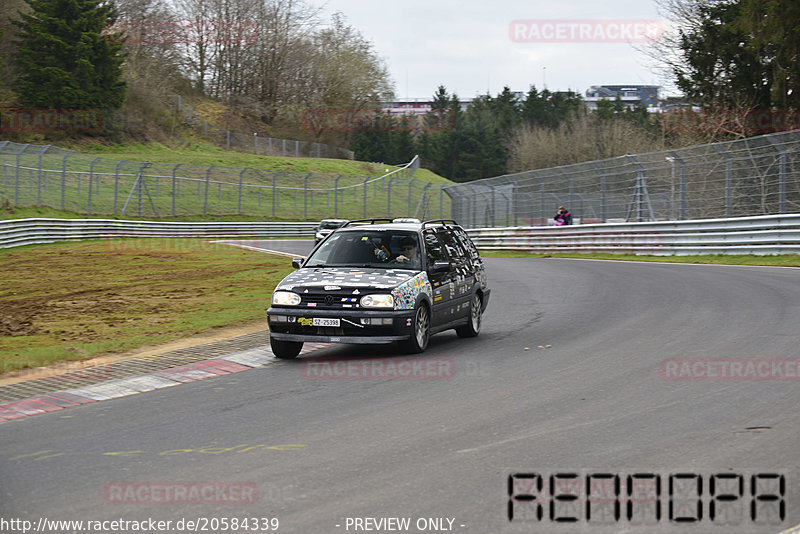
<box><xmin>267</xmin><ymin>219</ymin><xmax>491</xmax><ymax>359</ymax></box>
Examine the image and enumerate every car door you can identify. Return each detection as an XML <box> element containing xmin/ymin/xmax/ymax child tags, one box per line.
<box><xmin>436</xmin><ymin>227</ymin><xmax>474</xmax><ymax>321</ymax></box>
<box><xmin>422</xmin><ymin>228</ymin><xmax>456</xmax><ymax>328</ymax></box>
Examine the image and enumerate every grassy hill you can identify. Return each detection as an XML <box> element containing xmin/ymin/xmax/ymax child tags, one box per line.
<box><xmin>0</xmin><ymin>139</ymin><xmax>453</xmax><ymax>222</ymax></box>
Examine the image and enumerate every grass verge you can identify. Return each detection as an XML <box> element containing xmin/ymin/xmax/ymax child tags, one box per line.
<box><xmin>64</xmin><ymin>140</ymin><xmax>385</xmax><ymax>175</ymax></box>
<box><xmin>0</xmin><ymin>238</ymin><xmax>295</xmax><ymax>373</ymax></box>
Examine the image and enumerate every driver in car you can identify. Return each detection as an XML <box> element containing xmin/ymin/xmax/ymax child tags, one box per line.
<box><xmin>393</xmin><ymin>236</ymin><xmax>420</xmax><ymax>268</ymax></box>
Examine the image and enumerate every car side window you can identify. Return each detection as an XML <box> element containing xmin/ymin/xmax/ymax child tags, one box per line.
<box><xmin>452</xmin><ymin>227</ymin><xmax>480</xmax><ymax>261</ymax></box>
<box><xmin>437</xmin><ymin>228</ymin><xmax>465</xmax><ymax>263</ymax></box>
<box><xmin>423</xmin><ymin>230</ymin><xmax>448</xmax><ymax>265</ymax></box>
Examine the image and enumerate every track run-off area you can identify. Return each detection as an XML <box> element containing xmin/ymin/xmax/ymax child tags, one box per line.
<box><xmin>1</xmin><ymin>239</ymin><xmax>799</xmax><ymax>534</ymax></box>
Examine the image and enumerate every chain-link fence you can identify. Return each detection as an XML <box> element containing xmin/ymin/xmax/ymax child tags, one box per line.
<box><xmin>173</xmin><ymin>95</ymin><xmax>355</xmax><ymax>159</ymax></box>
<box><xmin>444</xmin><ymin>129</ymin><xmax>800</xmax><ymax>228</ymax></box>
<box><xmin>0</xmin><ymin>142</ymin><xmax>450</xmax><ymax>220</ymax></box>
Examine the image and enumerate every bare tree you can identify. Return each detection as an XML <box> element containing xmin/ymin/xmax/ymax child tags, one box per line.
<box><xmin>0</xmin><ymin>0</ymin><xmax>28</xmax><ymax>100</ymax></box>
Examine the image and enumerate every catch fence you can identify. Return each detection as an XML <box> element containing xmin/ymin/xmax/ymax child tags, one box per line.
<box><xmin>444</xmin><ymin>129</ymin><xmax>800</xmax><ymax>228</ymax></box>
<box><xmin>0</xmin><ymin>143</ymin><xmax>445</xmax><ymax>220</ymax></box>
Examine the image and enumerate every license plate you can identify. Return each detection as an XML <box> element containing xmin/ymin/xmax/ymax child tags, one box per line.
<box><xmin>313</xmin><ymin>318</ymin><xmax>340</xmax><ymax>327</ymax></box>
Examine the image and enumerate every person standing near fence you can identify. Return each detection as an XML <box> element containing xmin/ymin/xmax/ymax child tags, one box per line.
<box><xmin>554</xmin><ymin>206</ymin><xmax>572</xmax><ymax>226</ymax></box>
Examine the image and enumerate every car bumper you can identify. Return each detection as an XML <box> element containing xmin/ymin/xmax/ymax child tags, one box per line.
<box><xmin>267</xmin><ymin>307</ymin><xmax>417</xmax><ymax>344</ymax></box>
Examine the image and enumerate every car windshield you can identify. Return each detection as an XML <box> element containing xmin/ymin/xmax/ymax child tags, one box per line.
<box><xmin>305</xmin><ymin>230</ymin><xmax>421</xmax><ymax>269</ymax></box>
<box><xmin>319</xmin><ymin>221</ymin><xmax>345</xmax><ymax>230</ymax></box>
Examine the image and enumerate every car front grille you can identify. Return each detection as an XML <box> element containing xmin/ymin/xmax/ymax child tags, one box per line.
<box><xmin>300</xmin><ymin>293</ymin><xmax>360</xmax><ymax>309</ymax></box>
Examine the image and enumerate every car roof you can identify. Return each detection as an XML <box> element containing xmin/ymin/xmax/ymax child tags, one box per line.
<box><xmin>337</xmin><ymin>223</ymin><xmax>420</xmax><ymax>231</ymax></box>
<box><xmin>340</xmin><ymin>219</ymin><xmax>460</xmax><ymax>232</ymax></box>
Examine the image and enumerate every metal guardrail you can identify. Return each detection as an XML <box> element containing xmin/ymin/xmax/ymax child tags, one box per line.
<box><xmin>0</xmin><ymin>218</ymin><xmax>318</xmax><ymax>249</ymax></box>
<box><xmin>466</xmin><ymin>214</ymin><xmax>800</xmax><ymax>255</ymax></box>
<box><xmin>3</xmin><ymin>214</ymin><xmax>799</xmax><ymax>255</ymax></box>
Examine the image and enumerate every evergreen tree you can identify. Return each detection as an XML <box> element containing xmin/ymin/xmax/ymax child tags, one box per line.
<box><xmin>392</xmin><ymin>115</ymin><xmax>416</xmax><ymax>164</ymax></box>
<box><xmin>13</xmin><ymin>0</ymin><xmax>126</xmax><ymax>109</ymax></box>
<box><xmin>490</xmin><ymin>86</ymin><xmax>521</xmax><ymax>138</ymax></box>
<box><xmin>739</xmin><ymin>0</ymin><xmax>800</xmax><ymax>109</ymax></box>
<box><xmin>674</xmin><ymin>0</ymin><xmax>771</xmax><ymax>111</ymax></box>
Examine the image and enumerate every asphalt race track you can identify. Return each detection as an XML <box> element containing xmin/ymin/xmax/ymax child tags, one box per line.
<box><xmin>1</xmin><ymin>240</ymin><xmax>799</xmax><ymax>534</ymax></box>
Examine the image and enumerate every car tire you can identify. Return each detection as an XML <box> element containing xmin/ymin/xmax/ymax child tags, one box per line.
<box><xmin>270</xmin><ymin>337</ymin><xmax>303</xmax><ymax>359</ymax></box>
<box><xmin>456</xmin><ymin>293</ymin><xmax>482</xmax><ymax>338</ymax></box>
<box><xmin>404</xmin><ymin>304</ymin><xmax>430</xmax><ymax>353</ymax></box>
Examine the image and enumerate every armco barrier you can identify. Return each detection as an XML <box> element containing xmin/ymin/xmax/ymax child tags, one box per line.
<box><xmin>2</xmin><ymin>215</ymin><xmax>800</xmax><ymax>255</ymax></box>
<box><xmin>0</xmin><ymin>218</ymin><xmax>317</xmax><ymax>249</ymax></box>
<box><xmin>466</xmin><ymin>214</ymin><xmax>800</xmax><ymax>255</ymax></box>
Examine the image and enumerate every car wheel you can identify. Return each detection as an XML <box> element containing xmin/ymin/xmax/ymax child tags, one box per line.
<box><xmin>404</xmin><ymin>304</ymin><xmax>430</xmax><ymax>353</ymax></box>
<box><xmin>270</xmin><ymin>336</ymin><xmax>303</xmax><ymax>359</ymax></box>
<box><xmin>456</xmin><ymin>293</ymin><xmax>482</xmax><ymax>338</ymax></box>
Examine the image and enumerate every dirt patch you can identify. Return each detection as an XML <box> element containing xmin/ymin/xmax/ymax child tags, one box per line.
<box><xmin>0</xmin><ymin>316</ymin><xmax>39</xmax><ymax>337</ymax></box>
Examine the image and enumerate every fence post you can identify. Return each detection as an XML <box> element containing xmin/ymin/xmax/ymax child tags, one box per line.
<box><xmin>407</xmin><ymin>177</ymin><xmax>417</xmax><ymax>216</ymax></box>
<box><xmin>713</xmin><ymin>143</ymin><xmax>733</xmax><ymax>217</ymax></box>
<box><xmin>272</xmin><ymin>172</ymin><xmax>278</xmax><ymax>217</ymax></box>
<box><xmin>171</xmin><ymin>163</ymin><xmax>182</xmax><ymax>216</ymax></box>
<box><xmin>489</xmin><ymin>185</ymin><xmax>496</xmax><ymax>227</ymax></box>
<box><xmin>239</xmin><ymin>167</ymin><xmax>247</xmax><ymax>215</ymax></box>
<box><xmin>334</xmin><ymin>174</ymin><xmax>342</xmax><ymax>217</ymax></box>
<box><xmin>226</xmin><ymin>131</ymin><xmax>230</xmax><ymax>150</ymax></box>
<box><xmin>667</xmin><ymin>151</ymin><xmax>687</xmax><ymax>220</ymax></box>
<box><xmin>121</xmin><ymin>162</ymin><xmax>154</xmax><ymax>216</ymax></box>
<box><xmin>304</xmin><ymin>173</ymin><xmax>311</xmax><ymax>220</ymax></box>
<box><xmin>538</xmin><ymin>175</ymin><xmax>545</xmax><ymax>226</ymax></box>
<box><xmin>35</xmin><ymin>145</ymin><xmax>49</xmax><ymax>206</ymax></box>
<box><xmin>363</xmin><ymin>176</ymin><xmax>369</xmax><ymax>218</ymax></box>
<box><xmin>417</xmin><ymin>182</ymin><xmax>432</xmax><ymax>219</ymax></box>
<box><xmin>558</xmin><ymin>167</ymin><xmax>574</xmax><ymax>217</ymax></box>
<box><xmin>88</xmin><ymin>157</ymin><xmax>101</xmax><ymax>214</ymax></box>
<box><xmin>254</xmin><ymin>133</ymin><xmax>258</xmax><ymax>154</ymax></box>
<box><xmin>203</xmin><ymin>165</ymin><xmax>215</xmax><ymax>215</ymax></box>
<box><xmin>764</xmin><ymin>134</ymin><xmax>788</xmax><ymax>214</ymax></box>
<box><xmin>625</xmin><ymin>154</ymin><xmax>654</xmax><ymax>222</ymax></box>
<box><xmin>590</xmin><ymin>162</ymin><xmax>606</xmax><ymax>223</ymax></box>
<box><xmin>61</xmin><ymin>150</ymin><xmax>73</xmax><ymax>210</ymax></box>
<box><xmin>14</xmin><ymin>143</ymin><xmax>28</xmax><ymax>206</ymax></box>
<box><xmin>387</xmin><ymin>176</ymin><xmax>396</xmax><ymax>217</ymax></box>
<box><xmin>113</xmin><ymin>159</ymin><xmax>125</xmax><ymax>213</ymax></box>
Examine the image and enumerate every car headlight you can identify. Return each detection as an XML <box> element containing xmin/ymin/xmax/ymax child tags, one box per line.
<box><xmin>272</xmin><ymin>291</ymin><xmax>301</xmax><ymax>306</ymax></box>
<box><xmin>360</xmin><ymin>294</ymin><xmax>394</xmax><ymax>308</ymax></box>
<box><xmin>315</xmin><ymin>232</ymin><xmax>324</xmax><ymax>239</ymax></box>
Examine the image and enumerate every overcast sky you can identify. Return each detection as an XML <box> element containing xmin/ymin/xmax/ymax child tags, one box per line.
<box><xmin>319</xmin><ymin>0</ymin><xmax>678</xmax><ymax>101</ymax></box>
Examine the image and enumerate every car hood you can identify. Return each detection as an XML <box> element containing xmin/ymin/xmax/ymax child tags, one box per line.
<box><xmin>276</xmin><ymin>267</ymin><xmax>420</xmax><ymax>291</ymax></box>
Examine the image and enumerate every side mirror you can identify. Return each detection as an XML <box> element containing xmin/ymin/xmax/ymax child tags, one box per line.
<box><xmin>430</xmin><ymin>260</ymin><xmax>451</xmax><ymax>273</ymax></box>
<box><xmin>291</xmin><ymin>257</ymin><xmax>305</xmax><ymax>269</ymax></box>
